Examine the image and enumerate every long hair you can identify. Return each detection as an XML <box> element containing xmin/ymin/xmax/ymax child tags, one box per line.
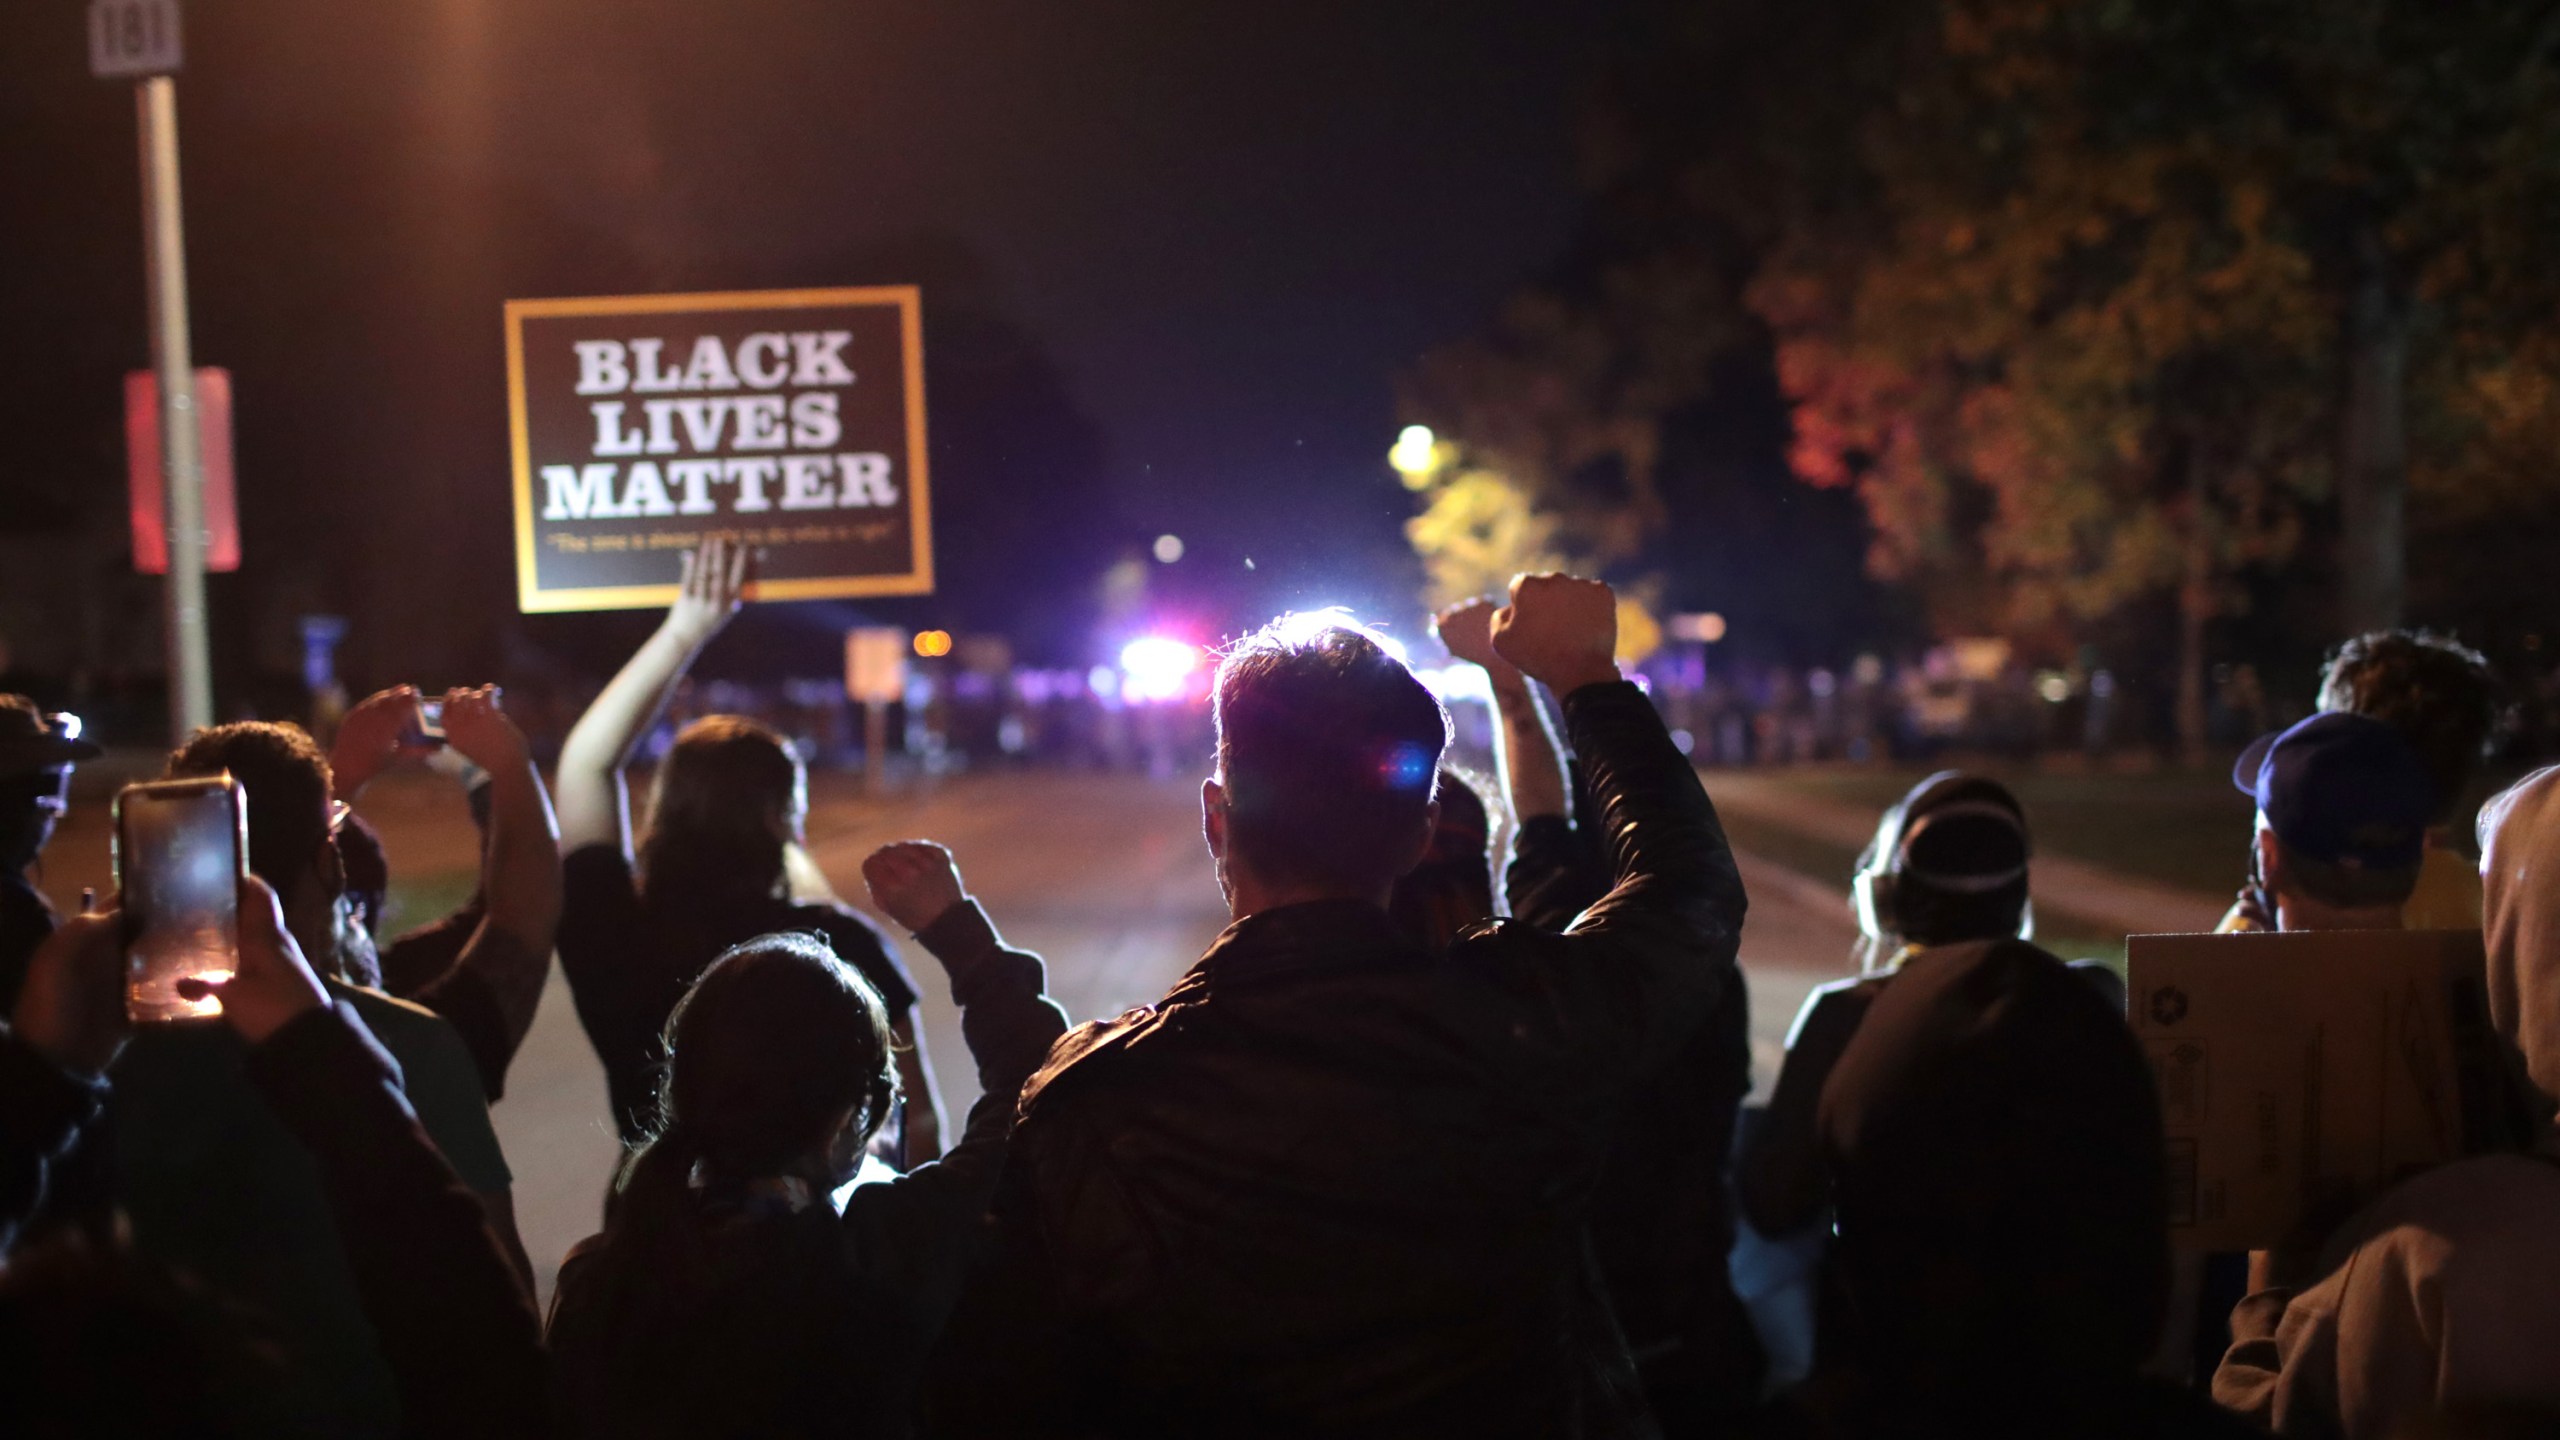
<box><xmin>599</xmin><ymin>933</ymin><xmax>899</xmax><ymax>1280</ymax></box>
<box><xmin>637</xmin><ymin>716</ymin><xmax>802</xmax><ymax>911</ymax></box>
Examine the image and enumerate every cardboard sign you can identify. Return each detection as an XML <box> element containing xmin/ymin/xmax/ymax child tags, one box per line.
<box><xmin>2127</xmin><ymin>929</ymin><xmax>2506</xmax><ymax>1251</ymax></box>
<box><xmin>505</xmin><ymin>287</ymin><xmax>932</xmax><ymax>614</ymax></box>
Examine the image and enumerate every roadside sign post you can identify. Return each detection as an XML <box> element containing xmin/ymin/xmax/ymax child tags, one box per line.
<box><xmin>846</xmin><ymin>627</ymin><xmax>909</xmax><ymax>794</ymax></box>
<box><xmin>95</xmin><ymin>0</ymin><xmax>213</xmax><ymax>741</ymax></box>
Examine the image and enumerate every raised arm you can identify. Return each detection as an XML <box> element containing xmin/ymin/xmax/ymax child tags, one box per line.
<box><xmin>1437</xmin><ymin>596</ymin><xmax>1569</xmax><ymax>826</ymax></box>
<box><xmin>847</xmin><ymin>844</ymin><xmax>1067</xmax><ymax>1258</ymax></box>
<box><xmin>329</xmin><ymin>686</ymin><xmax>443</xmax><ymax>803</ymax></box>
<box><xmin>554</xmin><ymin>536</ymin><xmax>749</xmax><ymax>856</ymax></box>
<box><xmin>202</xmin><ymin>878</ymin><xmax>547</xmax><ymax>1440</ymax></box>
<box><xmin>414</xmin><ymin>686</ymin><xmax>560</xmax><ymax>1094</ymax></box>
<box><xmin>1482</xmin><ymin>575</ymin><xmax>1748</xmax><ymax>1080</ymax></box>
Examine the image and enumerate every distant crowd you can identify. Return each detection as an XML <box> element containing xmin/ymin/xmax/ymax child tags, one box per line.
<box><xmin>0</xmin><ymin>535</ymin><xmax>2553</xmax><ymax>1439</ymax></box>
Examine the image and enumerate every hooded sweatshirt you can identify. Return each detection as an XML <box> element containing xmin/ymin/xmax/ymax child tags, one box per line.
<box><xmin>1770</xmin><ymin>940</ymin><xmax>2254</xmax><ymax>1440</ymax></box>
<box><xmin>2213</xmin><ymin>765</ymin><xmax>2560</xmax><ymax>1437</ymax></box>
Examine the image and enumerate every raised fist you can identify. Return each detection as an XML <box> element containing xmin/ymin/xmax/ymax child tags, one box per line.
<box><xmin>862</xmin><ymin>840</ymin><xmax>969</xmax><ymax>935</ymax></box>
<box><xmin>1490</xmin><ymin>573</ymin><xmax>1620</xmax><ymax>695</ymax></box>
<box><xmin>1433</xmin><ymin>598</ymin><xmax>1523</xmax><ymax>687</ymax></box>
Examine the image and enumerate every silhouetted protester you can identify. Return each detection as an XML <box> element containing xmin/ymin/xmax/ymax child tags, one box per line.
<box><xmin>2219</xmin><ymin>633</ymin><xmax>2492</xmax><ymax>933</ymax></box>
<box><xmin>1763</xmin><ymin>940</ymin><xmax>2258</xmax><ymax>1440</ymax></box>
<box><xmin>2163</xmin><ymin>715</ymin><xmax>2443</xmax><ymax>1390</ymax></box>
<box><xmin>1385</xmin><ymin>767</ymin><xmax>1495</xmax><ymax>950</ymax></box>
<box><xmin>1739</xmin><ymin>773</ymin><xmax>2035</xmax><ymax>1242</ymax></box>
<box><xmin>3</xmin><ymin>887</ymin><xmax>545</xmax><ymax>1439</ymax></box>
<box><xmin>2234</xmin><ymin>712</ymin><xmax>2435</xmax><ymax>935</ymax></box>
<box><xmin>0</xmin><ymin>909</ymin><xmax>121</xmax><ymax>1254</ymax></box>
<box><xmin>2322</xmin><ymin>632</ymin><xmax>2500</xmax><ymax>930</ymax></box>
<box><xmin>548</xmin><ymin>840</ymin><xmax>1067</xmax><ymax>1440</ymax></box>
<box><xmin>0</xmin><ymin>696</ymin><xmax>102</xmax><ymax>1015</ymax></box>
<box><xmin>553</xmin><ymin>536</ymin><xmax>938</xmax><ymax>1159</ymax></box>
<box><xmin>2212</xmin><ymin>765</ymin><xmax>2560</xmax><ymax>1436</ymax></box>
<box><xmin>931</xmin><ymin>575</ymin><xmax>1746</xmax><ymax>1439</ymax></box>
<box><xmin>329</xmin><ymin>685</ymin><xmax>562</xmax><ymax>1103</ymax></box>
<box><xmin>1439</xmin><ymin>593</ymin><xmax>1766</xmax><ymax>1431</ymax></box>
<box><xmin>77</xmin><ymin>720</ymin><xmax>524</xmax><ymax>1437</ymax></box>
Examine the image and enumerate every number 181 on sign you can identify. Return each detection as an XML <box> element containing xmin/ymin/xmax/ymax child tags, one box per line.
<box><xmin>90</xmin><ymin>0</ymin><xmax>183</xmax><ymax>79</ymax></box>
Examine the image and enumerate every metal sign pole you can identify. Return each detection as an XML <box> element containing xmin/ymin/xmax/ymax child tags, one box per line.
<box><xmin>136</xmin><ymin>72</ymin><xmax>212</xmax><ymax>741</ymax></box>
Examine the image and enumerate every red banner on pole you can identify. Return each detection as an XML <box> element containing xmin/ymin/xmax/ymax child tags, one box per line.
<box><xmin>125</xmin><ymin>366</ymin><xmax>239</xmax><ymax>574</ymax></box>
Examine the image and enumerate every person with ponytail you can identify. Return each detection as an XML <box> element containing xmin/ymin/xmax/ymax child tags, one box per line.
<box><xmin>547</xmin><ymin>840</ymin><xmax>1067</xmax><ymax>1440</ymax></box>
<box><xmin>552</xmin><ymin>536</ymin><xmax>942</xmax><ymax>1158</ymax></box>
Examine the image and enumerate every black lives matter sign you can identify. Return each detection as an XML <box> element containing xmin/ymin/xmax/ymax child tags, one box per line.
<box><xmin>505</xmin><ymin>287</ymin><xmax>932</xmax><ymax>612</ymax></box>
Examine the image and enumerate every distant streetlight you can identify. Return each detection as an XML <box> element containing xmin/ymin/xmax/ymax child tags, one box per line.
<box><xmin>1670</xmin><ymin>612</ymin><xmax>1728</xmax><ymax>644</ymax></box>
<box><xmin>1389</xmin><ymin>424</ymin><xmax>1437</xmax><ymax>478</ymax></box>
<box><xmin>1152</xmin><ymin>533</ymin><xmax>1185</xmax><ymax>564</ymax></box>
<box><xmin>912</xmin><ymin>629</ymin><xmax>953</xmax><ymax>658</ymax></box>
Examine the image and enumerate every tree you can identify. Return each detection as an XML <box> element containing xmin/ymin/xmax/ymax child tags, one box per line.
<box><xmin>1756</xmin><ymin>0</ymin><xmax>2344</xmax><ymax>756</ymax></box>
<box><xmin>1406</xmin><ymin>0</ymin><xmax>2560</xmax><ymax>723</ymax></box>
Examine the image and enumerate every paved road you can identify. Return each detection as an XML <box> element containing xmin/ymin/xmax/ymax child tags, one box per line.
<box><xmin>39</xmin><ymin>765</ymin><xmax>1860</xmax><ymax>1305</ymax></box>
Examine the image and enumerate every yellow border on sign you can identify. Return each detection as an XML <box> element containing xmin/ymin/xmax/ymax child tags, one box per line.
<box><xmin>504</xmin><ymin>286</ymin><xmax>934</xmax><ymax>615</ymax></box>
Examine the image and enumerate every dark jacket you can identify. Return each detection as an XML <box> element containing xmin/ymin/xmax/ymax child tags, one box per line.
<box><xmin>247</xmin><ymin>1002</ymin><xmax>548</xmax><ymax>1440</ymax></box>
<box><xmin>0</xmin><ymin>1004</ymin><xmax>544</xmax><ymax>1440</ymax></box>
<box><xmin>1766</xmin><ymin>941</ymin><xmax>2213</xmax><ymax>1440</ymax></box>
<box><xmin>0</xmin><ymin>1021</ymin><xmax>105</xmax><ymax>1256</ymax></box>
<box><xmin>548</xmin><ymin>899</ymin><xmax>1067</xmax><ymax>1440</ymax></box>
<box><xmin>931</xmin><ymin>681</ymin><xmax>1746</xmax><ymax>1439</ymax></box>
<box><xmin>1512</xmin><ymin>811</ymin><xmax>1763</xmax><ymax>1429</ymax></box>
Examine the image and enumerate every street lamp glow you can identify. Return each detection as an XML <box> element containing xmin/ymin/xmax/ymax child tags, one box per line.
<box><xmin>1119</xmin><ymin>636</ymin><xmax>1202</xmax><ymax>702</ymax></box>
<box><xmin>912</xmin><ymin>629</ymin><xmax>954</xmax><ymax>658</ymax></box>
<box><xmin>1389</xmin><ymin>424</ymin><xmax>1437</xmax><ymax>477</ymax></box>
<box><xmin>1153</xmin><ymin>533</ymin><xmax>1185</xmax><ymax>564</ymax></box>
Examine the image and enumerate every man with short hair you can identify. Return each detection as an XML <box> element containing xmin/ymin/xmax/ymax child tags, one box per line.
<box><xmin>933</xmin><ymin>575</ymin><xmax>1748</xmax><ymax>1438</ymax></box>
<box><xmin>2234</xmin><ymin>712</ymin><xmax>2436</xmax><ymax>934</ymax></box>
<box><xmin>104</xmin><ymin>713</ymin><xmax>523</xmax><ymax>1437</ymax></box>
<box><xmin>2317</xmin><ymin>631</ymin><xmax>2499</xmax><ymax>930</ymax></box>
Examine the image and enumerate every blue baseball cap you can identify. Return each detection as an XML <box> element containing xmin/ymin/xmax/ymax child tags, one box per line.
<box><xmin>2232</xmin><ymin>712</ymin><xmax>2437</xmax><ymax>872</ymax></box>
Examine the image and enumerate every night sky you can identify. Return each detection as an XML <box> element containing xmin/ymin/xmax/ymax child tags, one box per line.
<box><xmin>0</xmin><ymin>0</ymin><xmax>1631</xmax><ymax>685</ymax></box>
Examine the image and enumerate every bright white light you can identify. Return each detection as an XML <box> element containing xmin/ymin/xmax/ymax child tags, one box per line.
<box><xmin>1119</xmin><ymin>637</ymin><xmax>1202</xmax><ymax>702</ymax></box>
<box><xmin>1267</xmin><ymin>608</ymin><xmax>1408</xmax><ymax>664</ymax></box>
<box><xmin>1415</xmin><ymin>664</ymin><xmax>1492</xmax><ymax>705</ymax></box>
<box><xmin>1389</xmin><ymin>424</ymin><xmax>1437</xmax><ymax>477</ymax></box>
<box><xmin>1153</xmin><ymin>533</ymin><xmax>1185</xmax><ymax>564</ymax></box>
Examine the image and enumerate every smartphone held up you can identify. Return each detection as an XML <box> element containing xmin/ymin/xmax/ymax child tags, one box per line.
<box><xmin>113</xmin><ymin>774</ymin><xmax>247</xmax><ymax>1023</ymax></box>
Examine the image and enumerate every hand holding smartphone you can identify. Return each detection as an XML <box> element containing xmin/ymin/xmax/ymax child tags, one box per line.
<box><xmin>113</xmin><ymin>775</ymin><xmax>247</xmax><ymax>1023</ymax></box>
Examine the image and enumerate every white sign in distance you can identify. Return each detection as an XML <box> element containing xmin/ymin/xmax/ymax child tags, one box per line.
<box><xmin>845</xmin><ymin>627</ymin><xmax>909</xmax><ymax>705</ymax></box>
<box><xmin>90</xmin><ymin>0</ymin><xmax>183</xmax><ymax>78</ymax></box>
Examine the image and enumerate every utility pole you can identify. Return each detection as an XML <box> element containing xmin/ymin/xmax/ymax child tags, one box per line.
<box><xmin>94</xmin><ymin>0</ymin><xmax>212</xmax><ymax>741</ymax></box>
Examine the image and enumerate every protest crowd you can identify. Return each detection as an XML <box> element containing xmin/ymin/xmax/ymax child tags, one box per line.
<box><xmin>1</xmin><ymin>535</ymin><xmax>2556</xmax><ymax>1440</ymax></box>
